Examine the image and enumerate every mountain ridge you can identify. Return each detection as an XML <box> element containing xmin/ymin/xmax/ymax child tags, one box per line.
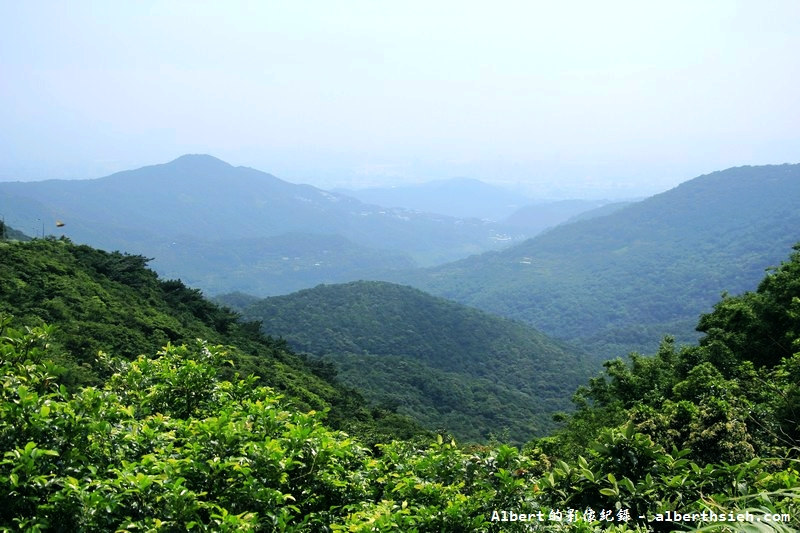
<box><xmin>336</xmin><ymin>176</ymin><xmax>529</xmax><ymax>220</ymax></box>
<box><xmin>0</xmin><ymin>155</ymin><xmax>528</xmax><ymax>295</ymax></box>
<box><xmin>395</xmin><ymin>163</ymin><xmax>800</xmax><ymax>359</ymax></box>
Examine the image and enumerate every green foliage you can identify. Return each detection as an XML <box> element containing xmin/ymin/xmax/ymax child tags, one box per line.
<box><xmin>0</xmin><ymin>322</ymin><xmax>589</xmax><ymax>531</ymax></box>
<box><xmin>0</xmin><ymin>238</ymin><xmax>426</xmax><ymax>443</ymax></box>
<box><xmin>697</xmin><ymin>243</ymin><xmax>800</xmax><ymax>368</ymax></box>
<box><xmin>3</xmin><ymin>323</ymin><xmax>796</xmax><ymax>531</ymax></box>
<box><xmin>0</xmin><ymin>323</ymin><xmax>369</xmax><ymax>531</ymax></box>
<box><xmin>241</xmin><ymin>280</ymin><xmax>591</xmax><ymax>443</ymax></box>
<box><xmin>541</xmin><ymin>244</ymin><xmax>800</xmax><ymax>530</ymax></box>
<box><xmin>553</xmin><ymin>241</ymin><xmax>800</xmax><ymax>462</ymax></box>
<box><xmin>4</xmin><ymin>241</ymin><xmax>800</xmax><ymax>532</ymax></box>
<box><xmin>539</xmin><ymin>424</ymin><xmax>799</xmax><ymax>531</ymax></box>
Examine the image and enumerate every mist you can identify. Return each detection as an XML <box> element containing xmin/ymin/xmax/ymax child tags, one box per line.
<box><xmin>2</xmin><ymin>1</ymin><xmax>799</xmax><ymax>198</ymax></box>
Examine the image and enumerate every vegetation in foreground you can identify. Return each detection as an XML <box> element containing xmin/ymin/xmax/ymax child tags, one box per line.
<box><xmin>1</xmin><ymin>234</ymin><xmax>799</xmax><ymax>531</ymax></box>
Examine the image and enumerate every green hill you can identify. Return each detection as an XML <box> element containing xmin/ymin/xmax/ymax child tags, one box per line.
<box><xmin>0</xmin><ymin>220</ymin><xmax>31</xmax><ymax>241</ymax></box>
<box><xmin>0</xmin><ymin>236</ymin><xmax>423</xmax><ymax>441</ymax></box>
<box><xmin>401</xmin><ymin>163</ymin><xmax>800</xmax><ymax>359</ymax></box>
<box><xmin>239</xmin><ymin>281</ymin><xmax>591</xmax><ymax>443</ymax></box>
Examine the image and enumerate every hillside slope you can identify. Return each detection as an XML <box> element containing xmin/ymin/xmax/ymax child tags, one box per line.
<box><xmin>400</xmin><ymin>163</ymin><xmax>800</xmax><ymax>358</ymax></box>
<box><xmin>0</xmin><ymin>237</ymin><xmax>422</xmax><ymax>440</ymax></box>
<box><xmin>501</xmin><ymin>199</ymin><xmax>621</xmax><ymax>233</ymax></box>
<box><xmin>240</xmin><ymin>281</ymin><xmax>591</xmax><ymax>443</ymax></box>
<box><xmin>0</xmin><ymin>220</ymin><xmax>30</xmax><ymax>241</ymax></box>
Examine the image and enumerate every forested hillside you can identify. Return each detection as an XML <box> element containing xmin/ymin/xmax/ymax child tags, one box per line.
<box><xmin>238</xmin><ymin>281</ymin><xmax>590</xmax><ymax>443</ymax></box>
<box><xmin>402</xmin><ymin>164</ymin><xmax>800</xmax><ymax>359</ymax></box>
<box><xmin>0</xmin><ymin>236</ymin><xmax>421</xmax><ymax>441</ymax></box>
<box><xmin>501</xmin><ymin>199</ymin><xmax>626</xmax><ymax>233</ymax></box>
<box><xmin>0</xmin><ymin>220</ymin><xmax>30</xmax><ymax>241</ymax></box>
<box><xmin>2</xmin><ymin>235</ymin><xmax>798</xmax><ymax>530</ymax></box>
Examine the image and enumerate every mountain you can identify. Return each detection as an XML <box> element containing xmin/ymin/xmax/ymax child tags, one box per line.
<box><xmin>397</xmin><ymin>164</ymin><xmax>800</xmax><ymax>359</ymax></box>
<box><xmin>212</xmin><ymin>290</ymin><xmax>262</xmax><ymax>310</ymax></box>
<box><xmin>238</xmin><ymin>280</ymin><xmax>591</xmax><ymax>443</ymax></box>
<box><xmin>338</xmin><ymin>178</ymin><xmax>634</xmax><ymax>232</ymax></box>
<box><xmin>0</xmin><ymin>155</ymin><xmax>525</xmax><ymax>295</ymax></box>
<box><xmin>0</xmin><ymin>220</ymin><xmax>30</xmax><ymax>241</ymax></box>
<box><xmin>561</xmin><ymin>200</ymin><xmax>635</xmax><ymax>224</ymax></box>
<box><xmin>501</xmin><ymin>199</ymin><xmax>625</xmax><ymax>234</ymax></box>
<box><xmin>0</xmin><ymin>236</ymin><xmax>424</xmax><ymax>441</ymax></box>
<box><xmin>335</xmin><ymin>177</ymin><xmax>529</xmax><ymax>220</ymax></box>
<box><xmin>3</xmin><ymin>198</ymin><xmax>798</xmax><ymax>532</ymax></box>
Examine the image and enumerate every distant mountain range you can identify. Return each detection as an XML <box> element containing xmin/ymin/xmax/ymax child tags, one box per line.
<box><xmin>235</xmin><ymin>280</ymin><xmax>590</xmax><ymax>443</ymax></box>
<box><xmin>335</xmin><ymin>177</ymin><xmax>528</xmax><ymax>220</ymax></box>
<box><xmin>501</xmin><ymin>199</ymin><xmax>633</xmax><ymax>234</ymax></box>
<box><xmin>337</xmin><ymin>179</ymin><xmax>630</xmax><ymax>233</ymax></box>
<box><xmin>560</xmin><ymin>200</ymin><xmax>635</xmax><ymax>224</ymax></box>
<box><xmin>0</xmin><ymin>155</ymin><xmax>529</xmax><ymax>294</ymax></box>
<box><xmin>394</xmin><ymin>164</ymin><xmax>800</xmax><ymax>359</ymax></box>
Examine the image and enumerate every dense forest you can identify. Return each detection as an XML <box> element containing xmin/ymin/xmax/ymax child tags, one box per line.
<box><xmin>1</xmin><ymin>233</ymin><xmax>798</xmax><ymax>530</ymax></box>
<box><xmin>235</xmin><ymin>281</ymin><xmax>590</xmax><ymax>443</ymax></box>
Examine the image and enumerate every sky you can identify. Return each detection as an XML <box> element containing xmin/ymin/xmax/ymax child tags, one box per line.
<box><xmin>1</xmin><ymin>1</ymin><xmax>799</xmax><ymax>199</ymax></box>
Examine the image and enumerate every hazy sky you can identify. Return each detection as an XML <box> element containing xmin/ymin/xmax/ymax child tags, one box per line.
<box><xmin>2</xmin><ymin>1</ymin><xmax>799</xmax><ymax>198</ymax></box>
